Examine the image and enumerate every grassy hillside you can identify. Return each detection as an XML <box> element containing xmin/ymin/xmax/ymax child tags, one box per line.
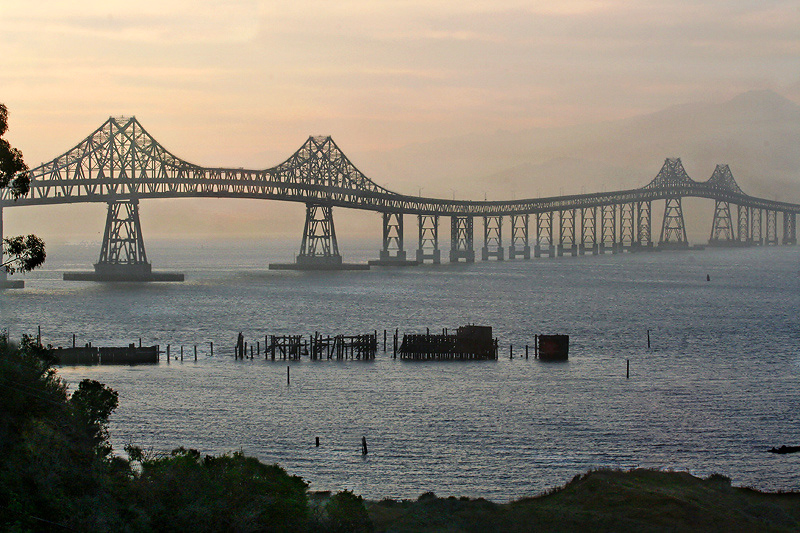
<box><xmin>368</xmin><ymin>468</ymin><xmax>800</xmax><ymax>532</ymax></box>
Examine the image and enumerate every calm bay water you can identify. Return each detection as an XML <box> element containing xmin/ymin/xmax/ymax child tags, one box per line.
<box><xmin>2</xmin><ymin>241</ymin><xmax>799</xmax><ymax>501</ymax></box>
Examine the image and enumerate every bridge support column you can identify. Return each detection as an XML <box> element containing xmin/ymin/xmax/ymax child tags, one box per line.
<box><xmin>270</xmin><ymin>203</ymin><xmax>368</xmax><ymax>270</ymax></box>
<box><xmin>481</xmin><ymin>216</ymin><xmax>504</xmax><ymax>260</ymax></box>
<box><xmin>599</xmin><ymin>204</ymin><xmax>617</xmax><ymax>254</ymax></box>
<box><xmin>619</xmin><ymin>203</ymin><xmax>635</xmax><ymax>252</ymax></box>
<box><xmin>633</xmin><ymin>201</ymin><xmax>653</xmax><ymax>251</ymax></box>
<box><xmin>369</xmin><ymin>212</ymin><xmax>417</xmax><ymax>266</ymax></box>
<box><xmin>509</xmin><ymin>214</ymin><xmax>530</xmax><ymax>259</ymax></box>
<box><xmin>0</xmin><ymin>203</ymin><xmax>24</xmax><ymax>289</ymax></box>
<box><xmin>658</xmin><ymin>197</ymin><xmax>689</xmax><ymax>249</ymax></box>
<box><xmin>558</xmin><ymin>209</ymin><xmax>577</xmax><ymax>256</ymax></box>
<box><xmin>450</xmin><ymin>216</ymin><xmax>474</xmax><ymax>263</ymax></box>
<box><xmin>765</xmin><ymin>210</ymin><xmax>779</xmax><ymax>245</ymax></box>
<box><xmin>416</xmin><ymin>215</ymin><xmax>440</xmax><ymax>264</ymax></box>
<box><xmin>64</xmin><ymin>198</ymin><xmax>183</xmax><ymax>281</ymax></box>
<box><xmin>708</xmin><ymin>200</ymin><xmax>736</xmax><ymax>246</ymax></box>
<box><xmin>535</xmin><ymin>212</ymin><xmax>555</xmax><ymax>258</ymax></box>
<box><xmin>737</xmin><ymin>205</ymin><xmax>753</xmax><ymax>246</ymax></box>
<box><xmin>751</xmin><ymin>208</ymin><xmax>763</xmax><ymax>245</ymax></box>
<box><xmin>783</xmin><ymin>212</ymin><xmax>797</xmax><ymax>245</ymax></box>
<box><xmin>579</xmin><ymin>206</ymin><xmax>598</xmax><ymax>255</ymax></box>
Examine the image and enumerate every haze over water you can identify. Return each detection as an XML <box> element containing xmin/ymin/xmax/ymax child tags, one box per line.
<box><xmin>2</xmin><ymin>242</ymin><xmax>799</xmax><ymax>501</ymax></box>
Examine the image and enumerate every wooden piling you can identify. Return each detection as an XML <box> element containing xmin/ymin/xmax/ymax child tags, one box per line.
<box><xmin>647</xmin><ymin>329</ymin><xmax>651</xmax><ymax>349</ymax></box>
<box><xmin>194</xmin><ymin>345</ymin><xmax>197</xmax><ymax>361</ymax></box>
<box><xmin>166</xmin><ymin>344</ymin><xmax>170</xmax><ymax>363</ymax></box>
<box><xmin>316</xmin><ymin>437</ymin><xmax>320</xmax><ymax>447</ymax></box>
<box><xmin>287</xmin><ymin>366</ymin><xmax>290</xmax><ymax>385</ymax></box>
<box><xmin>361</xmin><ymin>436</ymin><xmax>368</xmax><ymax>455</ymax></box>
<box><xmin>72</xmin><ymin>334</ymin><xmax>76</xmax><ymax>348</ymax></box>
<box><xmin>384</xmin><ymin>329</ymin><xmax>387</xmax><ymax>351</ymax></box>
<box><xmin>525</xmin><ymin>345</ymin><xmax>529</xmax><ymax>359</ymax></box>
<box><xmin>626</xmin><ymin>359</ymin><xmax>630</xmax><ymax>379</ymax></box>
<box><xmin>180</xmin><ymin>346</ymin><xmax>183</xmax><ymax>361</ymax></box>
<box><xmin>139</xmin><ymin>337</ymin><xmax>142</xmax><ymax>348</ymax></box>
<box><xmin>210</xmin><ymin>341</ymin><xmax>213</xmax><ymax>356</ymax></box>
<box><xmin>534</xmin><ymin>335</ymin><xmax>538</xmax><ymax>357</ymax></box>
<box><xmin>510</xmin><ymin>344</ymin><xmax>513</xmax><ymax>359</ymax></box>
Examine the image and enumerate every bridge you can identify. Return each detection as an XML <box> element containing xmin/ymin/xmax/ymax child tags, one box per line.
<box><xmin>1</xmin><ymin>116</ymin><xmax>797</xmax><ymax>283</ymax></box>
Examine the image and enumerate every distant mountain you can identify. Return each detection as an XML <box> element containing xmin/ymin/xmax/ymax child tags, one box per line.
<box><xmin>357</xmin><ymin>90</ymin><xmax>800</xmax><ymax>203</ymax></box>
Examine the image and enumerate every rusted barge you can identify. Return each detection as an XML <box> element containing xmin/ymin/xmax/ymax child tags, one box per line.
<box><xmin>398</xmin><ymin>325</ymin><xmax>498</xmax><ymax>361</ymax></box>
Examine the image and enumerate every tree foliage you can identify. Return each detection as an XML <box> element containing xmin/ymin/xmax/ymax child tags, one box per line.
<box><xmin>0</xmin><ymin>103</ymin><xmax>29</xmax><ymax>199</ymax></box>
<box><xmin>1</xmin><ymin>103</ymin><xmax>45</xmax><ymax>275</ymax></box>
<box><xmin>0</xmin><ymin>336</ymin><xmax>312</xmax><ymax>531</ymax></box>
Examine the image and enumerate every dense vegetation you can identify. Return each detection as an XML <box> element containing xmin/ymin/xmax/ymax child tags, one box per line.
<box><xmin>2</xmin><ymin>335</ymin><xmax>799</xmax><ymax>532</ymax></box>
<box><xmin>0</xmin><ymin>103</ymin><xmax>46</xmax><ymax>275</ymax></box>
<box><xmin>0</xmin><ymin>335</ymin><xmax>367</xmax><ymax>532</ymax></box>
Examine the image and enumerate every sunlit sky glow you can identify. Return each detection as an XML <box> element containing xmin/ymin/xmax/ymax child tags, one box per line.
<box><xmin>1</xmin><ymin>0</ymin><xmax>798</xmax><ymax>240</ymax></box>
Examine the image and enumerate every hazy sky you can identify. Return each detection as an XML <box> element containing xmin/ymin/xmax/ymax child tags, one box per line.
<box><xmin>2</xmin><ymin>1</ymin><xmax>799</xmax><ymax>242</ymax></box>
<box><xmin>3</xmin><ymin>0</ymin><xmax>799</xmax><ymax>164</ymax></box>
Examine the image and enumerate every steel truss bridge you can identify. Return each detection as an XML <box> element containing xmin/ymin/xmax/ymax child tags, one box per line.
<box><xmin>1</xmin><ymin>116</ymin><xmax>798</xmax><ymax>280</ymax></box>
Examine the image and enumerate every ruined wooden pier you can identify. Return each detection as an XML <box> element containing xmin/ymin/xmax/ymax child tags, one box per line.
<box><xmin>398</xmin><ymin>325</ymin><xmax>498</xmax><ymax>361</ymax></box>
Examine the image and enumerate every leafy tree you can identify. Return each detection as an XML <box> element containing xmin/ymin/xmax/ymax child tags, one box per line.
<box><xmin>70</xmin><ymin>378</ymin><xmax>120</xmax><ymax>457</ymax></box>
<box><xmin>322</xmin><ymin>490</ymin><xmax>374</xmax><ymax>533</ymax></box>
<box><xmin>129</xmin><ymin>447</ymin><xmax>310</xmax><ymax>532</ymax></box>
<box><xmin>1</xmin><ymin>103</ymin><xmax>45</xmax><ymax>274</ymax></box>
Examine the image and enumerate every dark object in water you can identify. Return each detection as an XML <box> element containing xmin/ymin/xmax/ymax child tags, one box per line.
<box><xmin>537</xmin><ymin>334</ymin><xmax>569</xmax><ymax>361</ymax></box>
<box><xmin>768</xmin><ymin>445</ymin><xmax>800</xmax><ymax>454</ymax></box>
<box><xmin>54</xmin><ymin>344</ymin><xmax>158</xmax><ymax>365</ymax></box>
<box><xmin>399</xmin><ymin>324</ymin><xmax>498</xmax><ymax>360</ymax></box>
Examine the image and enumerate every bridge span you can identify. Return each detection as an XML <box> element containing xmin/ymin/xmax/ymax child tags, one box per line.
<box><xmin>1</xmin><ymin>116</ymin><xmax>798</xmax><ymax>281</ymax></box>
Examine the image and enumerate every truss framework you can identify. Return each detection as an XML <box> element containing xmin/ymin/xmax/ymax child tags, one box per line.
<box><xmin>4</xmin><ymin>117</ymin><xmax>798</xmax><ymax>220</ymax></box>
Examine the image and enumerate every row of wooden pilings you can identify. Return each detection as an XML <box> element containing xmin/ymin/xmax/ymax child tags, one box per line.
<box><xmin>229</xmin><ymin>329</ymin><xmax>551</xmax><ymax>361</ymax></box>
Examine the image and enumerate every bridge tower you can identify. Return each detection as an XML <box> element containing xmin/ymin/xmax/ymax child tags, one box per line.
<box><xmin>449</xmin><ymin>216</ymin><xmax>475</xmax><ymax>263</ymax></box>
<box><xmin>783</xmin><ymin>212</ymin><xmax>797</xmax><ymax>245</ymax></box>
<box><xmin>658</xmin><ymin>197</ymin><xmax>689</xmax><ymax>249</ymax></box>
<box><xmin>64</xmin><ymin>199</ymin><xmax>183</xmax><ymax>281</ymax></box>
<box><xmin>535</xmin><ymin>212</ymin><xmax>555</xmax><ymax>258</ymax></box>
<box><xmin>271</xmin><ymin>203</ymin><xmax>369</xmax><ymax>270</ymax></box>
<box><xmin>416</xmin><ymin>215</ymin><xmax>441</xmax><ymax>264</ymax></box>
<box><xmin>709</xmin><ymin>200</ymin><xmax>735</xmax><ymax>246</ymax></box>
<box><xmin>508</xmin><ymin>214</ymin><xmax>530</xmax><ymax>259</ymax></box>
<box><xmin>481</xmin><ymin>216</ymin><xmax>504</xmax><ymax>260</ymax></box>
<box><xmin>558</xmin><ymin>209</ymin><xmax>577</xmax><ymax>256</ymax></box>
<box><xmin>599</xmin><ymin>204</ymin><xmax>617</xmax><ymax>254</ymax></box>
<box><xmin>579</xmin><ymin>206</ymin><xmax>598</xmax><ymax>255</ymax></box>
<box><xmin>298</xmin><ymin>204</ymin><xmax>340</xmax><ymax>265</ymax></box>
<box><xmin>370</xmin><ymin>212</ymin><xmax>417</xmax><ymax>266</ymax></box>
